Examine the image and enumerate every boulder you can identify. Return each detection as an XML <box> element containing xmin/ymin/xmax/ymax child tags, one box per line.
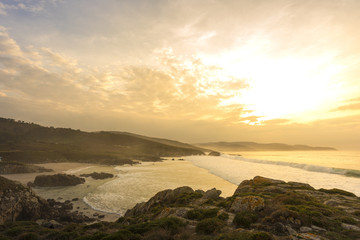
<box><xmin>125</xmin><ymin>186</ymin><xmax>194</xmax><ymax>217</ymax></box>
<box><xmin>208</xmin><ymin>151</ymin><xmax>221</xmax><ymax>156</ymax></box>
<box><xmin>230</xmin><ymin>196</ymin><xmax>265</xmax><ymax>212</ymax></box>
<box><xmin>32</xmin><ymin>174</ymin><xmax>85</xmax><ymax>187</ymax></box>
<box><xmin>80</xmin><ymin>172</ymin><xmax>114</xmax><ymax>180</ymax></box>
<box><xmin>204</xmin><ymin>188</ymin><xmax>222</xmax><ymax>200</ymax></box>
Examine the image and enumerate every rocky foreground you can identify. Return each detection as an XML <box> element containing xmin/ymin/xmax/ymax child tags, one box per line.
<box><xmin>1</xmin><ymin>176</ymin><xmax>360</xmax><ymax>240</ymax></box>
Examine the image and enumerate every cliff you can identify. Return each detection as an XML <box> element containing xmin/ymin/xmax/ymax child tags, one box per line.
<box><xmin>0</xmin><ymin>176</ymin><xmax>359</xmax><ymax>240</ymax></box>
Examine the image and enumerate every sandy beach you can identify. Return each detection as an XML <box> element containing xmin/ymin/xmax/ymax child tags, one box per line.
<box><xmin>0</xmin><ymin>159</ymin><xmax>238</xmax><ymax>222</ymax></box>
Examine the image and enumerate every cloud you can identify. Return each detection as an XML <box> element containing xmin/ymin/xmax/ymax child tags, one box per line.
<box><xmin>0</xmin><ymin>0</ymin><xmax>60</xmax><ymax>15</ymax></box>
<box><xmin>0</xmin><ymin>27</ymin><xmax>249</xmax><ymax>124</ymax></box>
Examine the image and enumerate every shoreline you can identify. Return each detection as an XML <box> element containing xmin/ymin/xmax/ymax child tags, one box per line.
<box><xmin>0</xmin><ymin>159</ymin><xmax>238</xmax><ymax>222</ymax></box>
<box><xmin>1</xmin><ymin>162</ymin><xmax>122</xmax><ymax>222</ymax></box>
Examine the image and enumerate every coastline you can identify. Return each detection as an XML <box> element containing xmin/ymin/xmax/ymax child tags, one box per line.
<box><xmin>0</xmin><ymin>159</ymin><xmax>238</xmax><ymax>222</ymax></box>
<box><xmin>0</xmin><ymin>162</ymin><xmax>121</xmax><ymax>222</ymax></box>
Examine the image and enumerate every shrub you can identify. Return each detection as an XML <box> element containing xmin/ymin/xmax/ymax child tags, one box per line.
<box><xmin>196</xmin><ymin>218</ymin><xmax>225</xmax><ymax>235</ymax></box>
<box><xmin>216</xmin><ymin>231</ymin><xmax>273</xmax><ymax>240</ymax></box>
<box><xmin>217</xmin><ymin>212</ymin><xmax>229</xmax><ymax>221</ymax></box>
<box><xmin>17</xmin><ymin>232</ymin><xmax>40</xmax><ymax>240</ymax></box>
<box><xmin>126</xmin><ymin>217</ymin><xmax>186</xmax><ymax>235</ymax></box>
<box><xmin>102</xmin><ymin>229</ymin><xmax>141</xmax><ymax>240</ymax></box>
<box><xmin>233</xmin><ymin>211</ymin><xmax>258</xmax><ymax>228</ymax></box>
<box><xmin>186</xmin><ymin>208</ymin><xmax>219</xmax><ymax>221</ymax></box>
<box><xmin>319</xmin><ymin>188</ymin><xmax>356</xmax><ymax>197</ymax></box>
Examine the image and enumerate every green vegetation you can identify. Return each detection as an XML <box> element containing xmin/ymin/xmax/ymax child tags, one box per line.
<box><xmin>0</xmin><ymin>117</ymin><xmax>204</xmax><ymax>165</ymax></box>
<box><xmin>217</xmin><ymin>231</ymin><xmax>274</xmax><ymax>240</ymax></box>
<box><xmin>319</xmin><ymin>188</ymin><xmax>357</xmax><ymax>197</ymax></box>
<box><xmin>196</xmin><ymin>218</ymin><xmax>225</xmax><ymax>235</ymax></box>
<box><xmin>186</xmin><ymin>208</ymin><xmax>219</xmax><ymax>221</ymax></box>
<box><xmin>233</xmin><ymin>211</ymin><xmax>258</xmax><ymax>228</ymax></box>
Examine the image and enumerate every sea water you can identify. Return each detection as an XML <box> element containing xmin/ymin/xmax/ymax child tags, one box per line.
<box><xmin>187</xmin><ymin>151</ymin><xmax>360</xmax><ymax>196</ymax></box>
<box><xmin>83</xmin><ymin>151</ymin><xmax>360</xmax><ymax>215</ymax></box>
<box><xmin>83</xmin><ymin>160</ymin><xmax>237</xmax><ymax>215</ymax></box>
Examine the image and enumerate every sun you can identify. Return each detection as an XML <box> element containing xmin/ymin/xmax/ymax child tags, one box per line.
<box><xmin>203</xmin><ymin>53</ymin><xmax>344</xmax><ymax>124</ymax></box>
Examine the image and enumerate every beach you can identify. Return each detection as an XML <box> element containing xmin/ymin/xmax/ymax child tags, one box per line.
<box><xmin>1</xmin><ymin>159</ymin><xmax>238</xmax><ymax>222</ymax></box>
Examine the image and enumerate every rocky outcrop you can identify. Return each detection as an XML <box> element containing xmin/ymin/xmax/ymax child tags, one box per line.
<box><xmin>0</xmin><ymin>176</ymin><xmax>46</xmax><ymax>224</ymax></box>
<box><xmin>31</xmin><ymin>174</ymin><xmax>85</xmax><ymax>187</ymax></box>
<box><xmin>208</xmin><ymin>151</ymin><xmax>221</xmax><ymax>156</ymax></box>
<box><xmin>0</xmin><ymin>176</ymin><xmax>93</xmax><ymax>225</ymax></box>
<box><xmin>230</xmin><ymin>196</ymin><xmax>265</xmax><ymax>212</ymax></box>
<box><xmin>1</xmin><ymin>176</ymin><xmax>360</xmax><ymax>240</ymax></box>
<box><xmin>80</xmin><ymin>172</ymin><xmax>114</xmax><ymax>180</ymax></box>
<box><xmin>122</xmin><ymin>176</ymin><xmax>360</xmax><ymax>240</ymax></box>
<box><xmin>0</xmin><ymin>162</ymin><xmax>53</xmax><ymax>174</ymax></box>
<box><xmin>125</xmin><ymin>186</ymin><xmax>195</xmax><ymax>217</ymax></box>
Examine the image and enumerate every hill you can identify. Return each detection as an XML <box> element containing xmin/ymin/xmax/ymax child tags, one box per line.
<box><xmin>0</xmin><ymin>117</ymin><xmax>204</xmax><ymax>165</ymax></box>
<box><xmin>195</xmin><ymin>141</ymin><xmax>337</xmax><ymax>152</ymax></box>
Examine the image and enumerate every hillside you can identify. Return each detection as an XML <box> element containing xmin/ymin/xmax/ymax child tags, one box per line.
<box><xmin>0</xmin><ymin>118</ymin><xmax>204</xmax><ymax>165</ymax></box>
<box><xmin>195</xmin><ymin>141</ymin><xmax>337</xmax><ymax>152</ymax></box>
<box><xmin>109</xmin><ymin>131</ymin><xmax>209</xmax><ymax>152</ymax></box>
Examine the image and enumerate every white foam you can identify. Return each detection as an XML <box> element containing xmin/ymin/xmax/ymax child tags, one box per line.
<box><xmin>186</xmin><ymin>155</ymin><xmax>360</xmax><ymax>196</ymax></box>
<box><xmin>64</xmin><ymin>166</ymin><xmax>95</xmax><ymax>174</ymax></box>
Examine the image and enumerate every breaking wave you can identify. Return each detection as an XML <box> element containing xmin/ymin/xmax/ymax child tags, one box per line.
<box><xmin>222</xmin><ymin>154</ymin><xmax>360</xmax><ymax>178</ymax></box>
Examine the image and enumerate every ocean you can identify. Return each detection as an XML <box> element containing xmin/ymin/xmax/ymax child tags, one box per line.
<box><xmin>83</xmin><ymin>151</ymin><xmax>360</xmax><ymax>215</ymax></box>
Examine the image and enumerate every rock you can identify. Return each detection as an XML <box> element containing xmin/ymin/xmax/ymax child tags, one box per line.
<box><xmin>230</xmin><ymin>196</ymin><xmax>265</xmax><ymax>212</ymax></box>
<box><xmin>175</xmin><ymin>208</ymin><xmax>190</xmax><ymax>218</ymax></box>
<box><xmin>341</xmin><ymin>223</ymin><xmax>360</xmax><ymax>231</ymax></box>
<box><xmin>80</xmin><ymin>172</ymin><xmax>114</xmax><ymax>180</ymax></box>
<box><xmin>0</xmin><ymin>176</ymin><xmax>46</xmax><ymax>224</ymax></box>
<box><xmin>72</xmin><ymin>198</ymin><xmax>79</xmax><ymax>201</ymax></box>
<box><xmin>234</xmin><ymin>176</ymin><xmax>285</xmax><ymax>195</ymax></box>
<box><xmin>32</xmin><ymin>174</ymin><xmax>85</xmax><ymax>187</ymax></box>
<box><xmin>311</xmin><ymin>225</ymin><xmax>326</xmax><ymax>232</ymax></box>
<box><xmin>204</xmin><ymin>188</ymin><xmax>222</xmax><ymax>200</ymax></box>
<box><xmin>300</xmin><ymin>226</ymin><xmax>312</xmax><ymax>232</ymax></box>
<box><xmin>125</xmin><ymin>186</ymin><xmax>194</xmax><ymax>217</ymax></box>
<box><xmin>49</xmin><ymin>220</ymin><xmax>63</xmax><ymax>229</ymax></box>
<box><xmin>252</xmin><ymin>176</ymin><xmax>285</xmax><ymax>186</ymax></box>
<box><xmin>208</xmin><ymin>151</ymin><xmax>221</xmax><ymax>156</ymax></box>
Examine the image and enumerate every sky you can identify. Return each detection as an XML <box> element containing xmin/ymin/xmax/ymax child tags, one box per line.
<box><xmin>0</xmin><ymin>0</ymin><xmax>359</xmax><ymax>149</ymax></box>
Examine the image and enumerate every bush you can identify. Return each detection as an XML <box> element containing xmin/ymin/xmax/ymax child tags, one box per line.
<box><xmin>196</xmin><ymin>218</ymin><xmax>225</xmax><ymax>235</ymax></box>
<box><xmin>233</xmin><ymin>211</ymin><xmax>258</xmax><ymax>228</ymax></box>
<box><xmin>102</xmin><ymin>229</ymin><xmax>141</xmax><ymax>240</ymax></box>
<box><xmin>186</xmin><ymin>208</ymin><xmax>219</xmax><ymax>221</ymax></box>
<box><xmin>126</xmin><ymin>217</ymin><xmax>186</xmax><ymax>235</ymax></box>
<box><xmin>217</xmin><ymin>212</ymin><xmax>229</xmax><ymax>221</ymax></box>
<box><xmin>217</xmin><ymin>231</ymin><xmax>274</xmax><ymax>240</ymax></box>
<box><xmin>17</xmin><ymin>232</ymin><xmax>40</xmax><ymax>240</ymax></box>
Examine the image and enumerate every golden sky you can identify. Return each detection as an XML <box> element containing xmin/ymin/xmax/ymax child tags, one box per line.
<box><xmin>0</xmin><ymin>0</ymin><xmax>359</xmax><ymax>149</ymax></box>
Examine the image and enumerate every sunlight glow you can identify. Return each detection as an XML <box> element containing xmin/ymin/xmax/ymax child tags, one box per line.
<box><xmin>201</xmin><ymin>53</ymin><xmax>344</xmax><ymax>124</ymax></box>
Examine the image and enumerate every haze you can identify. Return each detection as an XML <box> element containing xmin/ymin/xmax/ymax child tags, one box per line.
<box><xmin>0</xmin><ymin>0</ymin><xmax>359</xmax><ymax>149</ymax></box>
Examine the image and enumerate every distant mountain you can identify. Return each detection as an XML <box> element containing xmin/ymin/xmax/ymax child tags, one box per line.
<box><xmin>194</xmin><ymin>141</ymin><xmax>337</xmax><ymax>152</ymax></box>
<box><xmin>0</xmin><ymin>117</ymin><xmax>204</xmax><ymax>165</ymax></box>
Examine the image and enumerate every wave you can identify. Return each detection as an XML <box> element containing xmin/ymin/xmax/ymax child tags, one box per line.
<box><xmin>64</xmin><ymin>166</ymin><xmax>95</xmax><ymax>174</ymax></box>
<box><xmin>222</xmin><ymin>154</ymin><xmax>360</xmax><ymax>178</ymax></box>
